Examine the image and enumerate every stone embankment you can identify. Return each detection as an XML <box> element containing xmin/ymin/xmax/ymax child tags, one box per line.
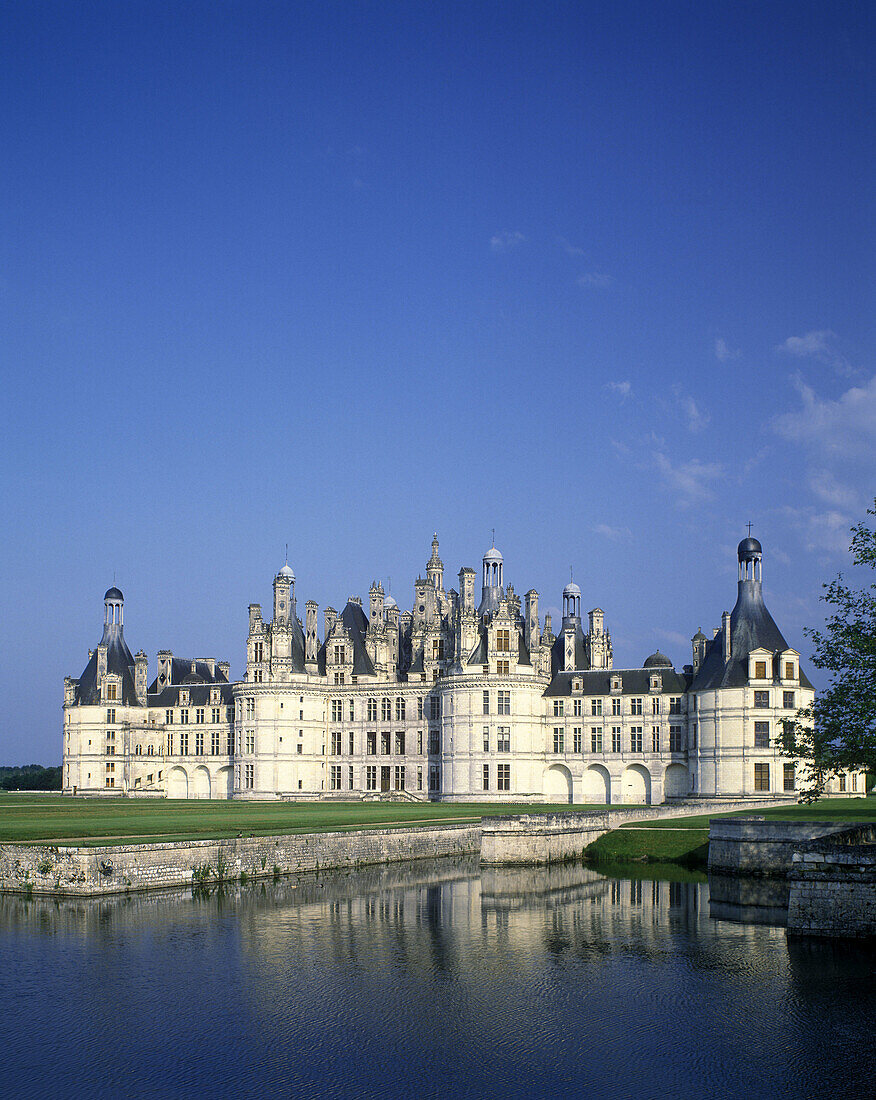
<box><xmin>0</xmin><ymin>797</ymin><xmax>797</xmax><ymax>897</ymax></box>
<box><xmin>786</xmin><ymin>824</ymin><xmax>876</xmax><ymax>938</ymax></box>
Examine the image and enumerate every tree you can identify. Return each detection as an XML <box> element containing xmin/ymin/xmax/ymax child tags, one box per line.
<box><xmin>781</xmin><ymin>499</ymin><xmax>876</xmax><ymax>801</ymax></box>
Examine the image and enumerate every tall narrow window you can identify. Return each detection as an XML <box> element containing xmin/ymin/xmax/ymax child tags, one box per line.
<box><xmin>754</xmin><ymin>762</ymin><xmax>770</xmax><ymax>791</ymax></box>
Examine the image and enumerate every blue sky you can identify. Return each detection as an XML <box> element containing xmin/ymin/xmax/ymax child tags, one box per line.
<box><xmin>1</xmin><ymin>1</ymin><xmax>873</xmax><ymax>763</ymax></box>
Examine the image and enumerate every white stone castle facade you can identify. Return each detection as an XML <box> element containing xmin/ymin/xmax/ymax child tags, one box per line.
<box><xmin>62</xmin><ymin>535</ymin><xmax>859</xmax><ymax>804</ymax></box>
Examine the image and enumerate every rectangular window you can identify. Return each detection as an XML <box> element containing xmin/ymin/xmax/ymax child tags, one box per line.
<box><xmin>754</xmin><ymin>721</ymin><xmax>770</xmax><ymax>748</ymax></box>
<box><xmin>395</xmin><ymin>697</ymin><xmax>405</xmax><ymax>721</ymax></box>
<box><xmin>754</xmin><ymin>690</ymin><xmax>770</xmax><ymax>708</ymax></box>
<box><xmin>330</xmin><ymin>700</ymin><xmax>342</xmax><ymax>722</ymax></box>
<box><xmin>180</xmin><ymin>708</ymin><xmax>189</xmax><ymax>724</ymax></box>
<box><xmin>330</xmin><ymin>765</ymin><xmax>342</xmax><ymax>791</ymax></box>
<box><xmin>591</xmin><ymin>729</ymin><xmax>603</xmax><ymax>753</ymax></box>
<box><xmin>165</xmin><ymin>709</ymin><xmax>173</xmax><ymax>725</ymax></box>
<box><xmin>754</xmin><ymin>660</ymin><xmax>767</xmax><ymax>679</ymax></box>
<box><xmin>497</xmin><ymin>763</ymin><xmax>510</xmax><ymax>791</ymax></box>
<box><xmin>573</xmin><ymin>699</ymin><xmax>582</xmax><ymax>717</ymax></box>
<box><xmin>106</xmin><ymin>683</ymin><xmax>117</xmax><ymax>701</ymax></box>
<box><xmin>591</xmin><ymin>699</ymin><xmax>603</xmax><ymax>716</ymax></box>
<box><xmin>244</xmin><ymin>763</ymin><xmax>254</xmax><ymax>789</ymax></box>
<box><xmin>611</xmin><ymin>698</ymin><xmax>622</xmax><ymax>716</ymax></box>
<box><xmin>669</xmin><ymin>697</ymin><xmax>682</xmax><ymax>715</ymax></box>
<box><xmin>348</xmin><ymin>765</ymin><xmax>354</xmax><ymax>789</ymax></box>
<box><xmin>429</xmin><ymin>729</ymin><xmax>440</xmax><ymax>755</ymax></box>
<box><xmin>611</xmin><ymin>727</ymin><xmax>622</xmax><ymax>752</ymax></box>
<box><xmin>483</xmin><ymin>690</ymin><xmax>490</xmax><ymax>715</ymax></box>
<box><xmin>483</xmin><ymin>726</ymin><xmax>490</xmax><ymax>753</ymax></box>
<box><xmin>211</xmin><ymin>707</ymin><xmax>220</xmax><ymax>724</ymax></box>
<box><xmin>366</xmin><ymin>765</ymin><xmax>377</xmax><ymax>791</ymax></box>
<box><xmin>417</xmin><ymin>730</ymin><xmax>423</xmax><ymax>754</ymax></box>
<box><xmin>380</xmin><ymin>731</ymin><xmax>391</xmax><ymax>755</ymax></box>
<box><xmin>368</xmin><ymin>698</ymin><xmax>377</xmax><ymax>721</ymax></box>
<box><xmin>784</xmin><ymin>661</ymin><xmax>795</xmax><ymax>680</ymax></box>
<box><xmin>417</xmin><ymin>766</ymin><xmax>423</xmax><ymax>790</ymax></box>
<box><xmin>429</xmin><ymin>764</ymin><xmax>440</xmax><ymax>791</ymax></box>
<box><xmin>245</xmin><ymin>732</ymin><xmax>255</xmax><ymax>754</ymax></box>
<box><xmin>245</xmin><ymin>697</ymin><xmax>255</xmax><ymax>720</ymax></box>
<box><xmin>651</xmin><ymin>697</ymin><xmax>660</xmax><ymax>715</ymax></box>
<box><xmin>106</xmin><ymin>708</ymin><xmax>116</xmax><ymax>723</ymax></box>
<box><xmin>651</xmin><ymin>727</ymin><xmax>660</xmax><ymax>752</ymax></box>
<box><xmin>483</xmin><ymin>764</ymin><xmax>490</xmax><ymax>791</ymax></box>
<box><xmin>630</xmin><ymin>727</ymin><xmax>643</xmax><ymax>752</ymax></box>
<box><xmin>194</xmin><ymin>707</ymin><xmax>204</xmax><ymax>724</ymax></box>
<box><xmin>496</xmin><ymin>629</ymin><xmax>510</xmax><ymax>652</ymax></box>
<box><xmin>349</xmin><ymin>732</ymin><xmax>355</xmax><ymax>755</ymax></box>
<box><xmin>395</xmin><ymin>731</ymin><xmax>405</xmax><ymax>755</ymax></box>
<box><xmin>180</xmin><ymin>731</ymin><xmax>189</xmax><ymax>755</ymax></box>
<box><xmin>331</xmin><ymin>731</ymin><xmax>343</xmax><ymax>755</ymax></box>
<box><xmin>783</xmin><ymin>691</ymin><xmax>795</xmax><ymax>710</ymax></box>
<box><xmin>430</xmin><ymin>697</ymin><xmax>440</xmax><ymax>720</ymax></box>
<box><xmin>631</xmin><ymin>698</ymin><xmax>643</xmax><ymax>715</ymax></box>
<box><xmin>349</xmin><ymin>699</ymin><xmax>355</xmax><ymax>721</ymax></box>
<box><xmin>253</xmin><ymin>642</ymin><xmax>263</xmax><ymax>663</ymax></box>
<box><xmin>382</xmin><ymin>698</ymin><xmax>391</xmax><ymax>721</ymax></box>
<box><xmin>783</xmin><ymin>763</ymin><xmax>795</xmax><ymax>791</ymax></box>
<box><xmin>394</xmin><ymin>765</ymin><xmax>405</xmax><ymax>791</ymax></box>
<box><xmin>497</xmin><ymin>660</ymin><xmax>510</xmax><ymax>675</ymax></box>
<box><xmin>367</xmin><ymin>731</ymin><xmax>377</xmax><ymax>755</ymax></box>
<box><xmin>669</xmin><ymin>726</ymin><xmax>683</xmax><ymax>752</ymax></box>
<box><xmin>211</xmin><ymin>730</ymin><xmax>220</xmax><ymax>755</ymax></box>
<box><xmin>417</xmin><ymin>697</ymin><xmax>424</xmax><ymax>720</ymax></box>
<box><xmin>839</xmin><ymin>773</ymin><xmax>846</xmax><ymax>792</ymax></box>
<box><xmin>553</xmin><ymin>700</ymin><xmax>564</xmax><ymax>717</ymax></box>
<box><xmin>573</xmin><ymin>728</ymin><xmax>582</xmax><ymax>753</ymax></box>
<box><xmin>333</xmin><ymin>645</ymin><xmax>346</xmax><ymax>665</ymax></box>
<box><xmin>195</xmin><ymin>731</ymin><xmax>204</xmax><ymax>755</ymax></box>
<box><xmin>497</xmin><ymin>727</ymin><xmax>510</xmax><ymax>753</ymax></box>
<box><xmin>553</xmin><ymin>728</ymin><xmax>564</xmax><ymax>753</ymax></box>
<box><xmin>498</xmin><ymin>690</ymin><xmax>510</xmax><ymax>715</ymax></box>
<box><xmin>167</xmin><ymin>732</ymin><xmax>174</xmax><ymax>755</ymax></box>
<box><xmin>754</xmin><ymin>762</ymin><xmax>770</xmax><ymax>791</ymax></box>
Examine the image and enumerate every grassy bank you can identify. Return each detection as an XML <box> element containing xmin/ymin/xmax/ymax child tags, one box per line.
<box><xmin>584</xmin><ymin>797</ymin><xmax>875</xmax><ymax>869</ymax></box>
<box><xmin>0</xmin><ymin>795</ymin><xmax>606</xmax><ymax>847</ymax></box>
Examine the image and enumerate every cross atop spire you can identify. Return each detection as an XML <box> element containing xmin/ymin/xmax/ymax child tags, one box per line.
<box><xmin>746</xmin><ymin>522</ymin><xmax>753</xmax><ymax>536</ymax></box>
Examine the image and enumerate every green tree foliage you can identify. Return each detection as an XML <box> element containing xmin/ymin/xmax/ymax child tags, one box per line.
<box><xmin>781</xmin><ymin>500</ymin><xmax>876</xmax><ymax>801</ymax></box>
<box><xmin>0</xmin><ymin>764</ymin><xmax>62</xmax><ymax>791</ymax></box>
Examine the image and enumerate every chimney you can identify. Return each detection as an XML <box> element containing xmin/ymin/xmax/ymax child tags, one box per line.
<box><xmin>324</xmin><ymin>606</ymin><xmax>337</xmax><ymax>639</ymax></box>
<box><xmin>134</xmin><ymin>651</ymin><xmax>148</xmax><ymax>706</ymax></box>
<box><xmin>305</xmin><ymin>601</ymin><xmax>319</xmax><ymax>667</ymax></box>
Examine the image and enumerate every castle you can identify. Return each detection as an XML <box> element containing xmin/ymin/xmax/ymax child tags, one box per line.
<box><xmin>63</xmin><ymin>535</ymin><xmax>858</xmax><ymax>803</ymax></box>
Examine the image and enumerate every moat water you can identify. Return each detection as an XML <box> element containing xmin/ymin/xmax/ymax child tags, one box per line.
<box><xmin>1</xmin><ymin>859</ymin><xmax>874</xmax><ymax>1099</ymax></box>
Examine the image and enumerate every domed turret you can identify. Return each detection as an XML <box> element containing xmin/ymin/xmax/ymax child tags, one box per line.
<box><xmin>104</xmin><ymin>586</ymin><xmax>124</xmax><ymax>629</ymax></box>
<box><xmin>104</xmin><ymin>586</ymin><xmax>124</xmax><ymax>601</ymax></box>
<box><xmin>737</xmin><ymin>532</ymin><xmax>763</xmax><ymax>584</ymax></box>
<box><xmin>738</xmin><ymin>536</ymin><xmax>762</xmax><ymax>560</ymax></box>
<box><xmin>478</xmin><ymin>536</ymin><xmax>505</xmax><ymax>619</ymax></box>
<box><xmin>278</xmin><ymin>563</ymin><xmax>295</xmax><ymax>581</ymax></box>
<box><xmin>562</xmin><ymin>577</ymin><xmax>581</xmax><ymax>621</ymax></box>
<box><xmin>644</xmin><ymin>650</ymin><xmax>673</xmax><ymax>669</ymax></box>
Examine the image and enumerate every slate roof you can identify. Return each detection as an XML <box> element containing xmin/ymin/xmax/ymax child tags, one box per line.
<box><xmin>545</xmin><ymin>667</ymin><xmax>691</xmax><ymax>697</ymax></box>
<box><xmin>147</xmin><ymin>656</ymin><xmax>232</xmax><ymax>707</ymax></box>
<box><xmin>550</xmin><ymin>622</ymin><xmax>588</xmax><ymax>676</ymax></box>
<box><xmin>318</xmin><ymin>600</ymin><xmax>376</xmax><ymax>678</ymax></box>
<box><xmin>691</xmin><ymin>579</ymin><xmax>813</xmax><ymax>691</ymax></box>
<box><xmin>73</xmin><ymin>624</ymin><xmax>141</xmax><ymax>706</ymax></box>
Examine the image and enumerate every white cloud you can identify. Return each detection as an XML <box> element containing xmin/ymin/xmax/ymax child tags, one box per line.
<box><xmin>781</xmin><ymin>505</ymin><xmax>854</xmax><ymax>556</ymax></box>
<box><xmin>714</xmin><ymin>336</ymin><xmax>740</xmax><ymax>362</ymax></box>
<box><xmin>778</xmin><ymin>329</ymin><xmax>853</xmax><ymax>376</ymax></box>
<box><xmin>578</xmin><ymin>272</ymin><xmax>614</xmax><ymax>289</ymax></box>
<box><xmin>683</xmin><ymin>396</ymin><xmax>710</xmax><ymax>433</ymax></box>
<box><xmin>808</xmin><ymin>470</ymin><xmax>861</xmax><ymax>512</ymax></box>
<box><xmin>656</xmin><ymin>629</ymin><xmax>689</xmax><ymax>649</ymax></box>
<box><xmin>653</xmin><ymin>452</ymin><xmax>723</xmax><ymax>505</ymax></box>
<box><xmin>773</xmin><ymin>374</ymin><xmax>876</xmax><ymax>460</ymax></box>
<box><xmin>591</xmin><ymin>523</ymin><xmax>632</xmax><ymax>541</ymax></box>
<box><xmin>556</xmin><ymin>236</ymin><xmax>584</xmax><ymax>256</ymax></box>
<box><xmin>490</xmin><ymin>230</ymin><xmax>525</xmax><ymax>252</ymax></box>
<box><xmin>605</xmin><ymin>380</ymin><xmax>632</xmax><ymax>399</ymax></box>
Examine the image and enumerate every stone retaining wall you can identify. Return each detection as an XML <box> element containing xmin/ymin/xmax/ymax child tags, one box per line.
<box><xmin>480</xmin><ymin>798</ymin><xmax>796</xmax><ymax>866</ymax></box>
<box><xmin>0</xmin><ymin>822</ymin><xmax>481</xmax><ymax>897</ymax></box>
<box><xmin>707</xmin><ymin>818</ymin><xmax>861</xmax><ymax>876</ymax></box>
<box><xmin>786</xmin><ymin>825</ymin><xmax>876</xmax><ymax>938</ymax></box>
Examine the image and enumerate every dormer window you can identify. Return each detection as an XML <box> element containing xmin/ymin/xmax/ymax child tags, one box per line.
<box><xmin>572</xmin><ymin>678</ymin><xmax>583</xmax><ymax>693</ymax></box>
<box><xmin>611</xmin><ymin>676</ymin><xmax>622</xmax><ymax>693</ymax></box>
<box><xmin>755</xmin><ymin>661</ymin><xmax>766</xmax><ymax>679</ymax></box>
<box><xmin>650</xmin><ymin>675</ymin><xmax>662</xmax><ymax>692</ymax></box>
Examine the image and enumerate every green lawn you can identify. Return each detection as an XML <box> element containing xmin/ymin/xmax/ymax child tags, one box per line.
<box><xmin>0</xmin><ymin>794</ymin><xmax>606</xmax><ymax>846</ymax></box>
<box><xmin>586</xmin><ymin>797</ymin><xmax>876</xmax><ymax>868</ymax></box>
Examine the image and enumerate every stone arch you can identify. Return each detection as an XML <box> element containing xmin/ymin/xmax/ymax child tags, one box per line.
<box><xmin>622</xmin><ymin>764</ymin><xmax>651</xmax><ymax>805</ymax></box>
<box><xmin>216</xmin><ymin>766</ymin><xmax>234</xmax><ymax>799</ymax></box>
<box><xmin>582</xmin><ymin>764</ymin><xmax>611</xmax><ymax>805</ymax></box>
<box><xmin>192</xmin><ymin>765</ymin><xmax>211</xmax><ymax>800</ymax></box>
<box><xmin>167</xmin><ymin>766</ymin><xmax>188</xmax><ymax>799</ymax></box>
<box><xmin>544</xmin><ymin>764</ymin><xmax>573</xmax><ymax>805</ymax></box>
<box><xmin>664</xmin><ymin>762</ymin><xmax>690</xmax><ymax>799</ymax></box>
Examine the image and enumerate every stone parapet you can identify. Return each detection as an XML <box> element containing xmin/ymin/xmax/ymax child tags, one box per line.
<box><xmin>706</xmin><ymin>818</ymin><xmax>862</xmax><ymax>877</ymax></box>
<box><xmin>786</xmin><ymin>824</ymin><xmax>876</xmax><ymax>938</ymax></box>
